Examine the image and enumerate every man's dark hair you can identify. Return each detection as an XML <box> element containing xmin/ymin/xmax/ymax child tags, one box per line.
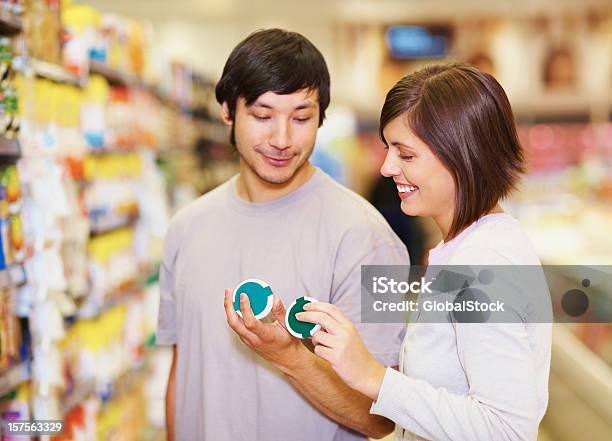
<box><xmin>215</xmin><ymin>28</ymin><xmax>330</xmax><ymax>145</ymax></box>
<box><xmin>379</xmin><ymin>63</ymin><xmax>526</xmax><ymax>241</ymax></box>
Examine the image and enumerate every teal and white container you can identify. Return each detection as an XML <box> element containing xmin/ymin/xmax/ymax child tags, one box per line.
<box><xmin>233</xmin><ymin>279</ymin><xmax>274</xmax><ymax>320</ymax></box>
<box><xmin>285</xmin><ymin>296</ymin><xmax>321</xmax><ymax>339</ymax></box>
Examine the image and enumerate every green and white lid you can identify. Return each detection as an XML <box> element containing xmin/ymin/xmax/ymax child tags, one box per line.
<box><xmin>285</xmin><ymin>296</ymin><xmax>321</xmax><ymax>339</ymax></box>
<box><xmin>233</xmin><ymin>279</ymin><xmax>274</xmax><ymax>320</ymax></box>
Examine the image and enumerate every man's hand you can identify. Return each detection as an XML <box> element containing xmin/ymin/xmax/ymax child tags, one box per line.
<box><xmin>297</xmin><ymin>301</ymin><xmax>387</xmax><ymax>401</ymax></box>
<box><xmin>224</xmin><ymin>290</ymin><xmax>395</xmax><ymax>438</ymax></box>
<box><xmin>223</xmin><ymin>288</ymin><xmax>302</xmax><ymax>372</ymax></box>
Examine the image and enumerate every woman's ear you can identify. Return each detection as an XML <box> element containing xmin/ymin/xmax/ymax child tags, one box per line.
<box><xmin>221</xmin><ymin>102</ymin><xmax>233</xmax><ymax>126</ymax></box>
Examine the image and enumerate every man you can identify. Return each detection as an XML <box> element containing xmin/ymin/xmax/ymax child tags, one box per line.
<box><xmin>156</xmin><ymin>28</ymin><xmax>409</xmax><ymax>441</ymax></box>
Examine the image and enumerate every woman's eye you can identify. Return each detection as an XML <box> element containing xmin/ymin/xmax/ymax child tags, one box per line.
<box><xmin>294</xmin><ymin>117</ymin><xmax>311</xmax><ymax>123</ymax></box>
<box><xmin>399</xmin><ymin>155</ymin><xmax>415</xmax><ymax>161</ymax></box>
<box><xmin>254</xmin><ymin>115</ymin><xmax>270</xmax><ymax>121</ymax></box>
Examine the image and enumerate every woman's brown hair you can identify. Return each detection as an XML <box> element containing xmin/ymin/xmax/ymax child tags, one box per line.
<box><xmin>379</xmin><ymin>63</ymin><xmax>526</xmax><ymax>241</ymax></box>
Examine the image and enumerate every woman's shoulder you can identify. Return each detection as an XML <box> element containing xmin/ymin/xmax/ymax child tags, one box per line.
<box><xmin>448</xmin><ymin>214</ymin><xmax>541</xmax><ymax>266</ymax></box>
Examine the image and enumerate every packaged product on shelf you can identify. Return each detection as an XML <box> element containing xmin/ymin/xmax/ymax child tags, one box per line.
<box><xmin>0</xmin><ymin>36</ymin><xmax>19</xmax><ymax>140</ymax></box>
<box><xmin>83</xmin><ymin>153</ymin><xmax>141</xmax><ymax>234</ymax></box>
<box><xmin>55</xmin><ymin>83</ymin><xmax>84</xmax><ymax>157</ymax></box>
<box><xmin>0</xmin><ymin>184</ymin><xmax>7</xmax><ymax>271</ymax></box>
<box><xmin>0</xmin><ymin>286</ymin><xmax>21</xmax><ymax>369</ymax></box>
<box><xmin>0</xmin><ymin>383</ymin><xmax>32</xmax><ymax>441</ymax></box>
<box><xmin>107</xmin><ymin>86</ymin><xmax>137</xmax><ymax>148</ymax></box>
<box><xmin>2</xmin><ymin>164</ymin><xmax>21</xmax><ymax>209</ymax></box>
<box><xmin>98</xmin><ymin>14</ymin><xmax>148</xmax><ymax>77</ymax></box>
<box><xmin>58</xmin><ymin>398</ymin><xmax>98</xmax><ymax>441</ymax></box>
<box><xmin>13</xmin><ymin>72</ymin><xmax>35</xmax><ymax>152</ymax></box>
<box><xmin>33</xmin><ymin>79</ymin><xmax>58</xmax><ymax>151</ymax></box>
<box><xmin>61</xmin><ymin>2</ymin><xmax>99</xmax><ymax>78</ymax></box>
<box><xmin>8</xmin><ymin>214</ymin><xmax>23</xmax><ymax>262</ymax></box>
<box><xmin>22</xmin><ymin>0</ymin><xmax>61</xmax><ymax>64</ymax></box>
<box><xmin>30</xmin><ymin>338</ymin><xmax>64</xmax><ymax>419</ymax></box>
<box><xmin>0</xmin><ymin>37</ymin><xmax>11</xmax><ymax>81</ymax></box>
<box><xmin>86</xmin><ymin>227</ymin><xmax>139</xmax><ymax>309</ymax></box>
<box><xmin>0</xmin><ymin>1</ymin><xmax>24</xmax><ymax>15</ymax></box>
<box><xmin>81</xmin><ymin>74</ymin><xmax>108</xmax><ymax>149</ymax></box>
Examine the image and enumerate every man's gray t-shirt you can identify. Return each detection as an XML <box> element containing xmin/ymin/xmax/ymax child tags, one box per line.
<box><xmin>156</xmin><ymin>169</ymin><xmax>409</xmax><ymax>441</ymax></box>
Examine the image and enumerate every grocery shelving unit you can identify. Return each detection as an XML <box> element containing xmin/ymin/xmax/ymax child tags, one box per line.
<box><xmin>0</xmin><ymin>48</ymin><xmax>25</xmax><ymax>395</ymax></box>
<box><xmin>0</xmin><ymin>6</ymin><xmax>177</xmax><ymax>440</ymax></box>
<box><xmin>512</xmin><ymin>93</ymin><xmax>612</xmax><ymax>124</ymax></box>
<box><xmin>551</xmin><ymin>324</ymin><xmax>612</xmax><ymax>419</ymax></box>
<box><xmin>11</xmin><ymin>57</ymin><xmax>84</xmax><ymax>87</ymax></box>
<box><xmin>89</xmin><ymin>60</ymin><xmax>142</xmax><ymax>88</ymax></box>
<box><xmin>0</xmin><ymin>360</ymin><xmax>29</xmax><ymax>397</ymax></box>
<box><xmin>29</xmin><ymin>58</ymin><xmax>84</xmax><ymax>86</ymax></box>
<box><xmin>0</xmin><ymin>137</ymin><xmax>20</xmax><ymax>162</ymax></box>
<box><xmin>0</xmin><ymin>8</ymin><xmax>22</xmax><ymax>35</ymax></box>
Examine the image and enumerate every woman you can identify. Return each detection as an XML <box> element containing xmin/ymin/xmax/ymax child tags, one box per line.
<box><xmin>298</xmin><ymin>64</ymin><xmax>552</xmax><ymax>441</ymax></box>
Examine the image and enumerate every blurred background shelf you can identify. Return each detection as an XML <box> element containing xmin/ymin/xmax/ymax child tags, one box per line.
<box><xmin>542</xmin><ymin>324</ymin><xmax>612</xmax><ymax>441</ymax></box>
<box><xmin>89</xmin><ymin>60</ymin><xmax>143</xmax><ymax>88</ymax></box>
<box><xmin>31</xmin><ymin>59</ymin><xmax>83</xmax><ymax>86</ymax></box>
<box><xmin>0</xmin><ymin>8</ymin><xmax>22</xmax><ymax>34</ymax></box>
<box><xmin>0</xmin><ymin>137</ymin><xmax>21</xmax><ymax>161</ymax></box>
<box><xmin>0</xmin><ymin>361</ymin><xmax>30</xmax><ymax>397</ymax></box>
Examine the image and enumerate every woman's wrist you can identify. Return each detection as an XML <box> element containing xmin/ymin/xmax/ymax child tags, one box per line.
<box><xmin>360</xmin><ymin>361</ymin><xmax>388</xmax><ymax>401</ymax></box>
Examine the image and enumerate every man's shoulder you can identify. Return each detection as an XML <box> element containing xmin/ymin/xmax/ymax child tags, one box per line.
<box><xmin>313</xmin><ymin>173</ymin><xmax>406</xmax><ymax>252</ymax></box>
<box><xmin>314</xmin><ymin>172</ymin><xmax>394</xmax><ymax>229</ymax></box>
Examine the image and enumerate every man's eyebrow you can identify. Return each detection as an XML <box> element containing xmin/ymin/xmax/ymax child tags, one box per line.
<box><xmin>249</xmin><ymin>101</ymin><xmax>317</xmax><ymax>110</ymax></box>
<box><xmin>294</xmin><ymin>102</ymin><xmax>316</xmax><ymax>110</ymax></box>
<box><xmin>251</xmin><ymin>101</ymin><xmax>273</xmax><ymax>109</ymax></box>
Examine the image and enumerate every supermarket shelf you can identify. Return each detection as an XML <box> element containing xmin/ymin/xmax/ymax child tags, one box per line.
<box><xmin>90</xmin><ymin>62</ymin><xmax>219</xmax><ymax>126</ymax></box>
<box><xmin>0</xmin><ymin>263</ymin><xmax>26</xmax><ymax>289</ymax></box>
<box><xmin>86</xmin><ymin>146</ymin><xmax>147</xmax><ymax>155</ymax></box>
<box><xmin>512</xmin><ymin>93</ymin><xmax>612</xmax><ymax>123</ymax></box>
<box><xmin>89</xmin><ymin>215</ymin><xmax>138</xmax><ymax>237</ymax></box>
<box><xmin>0</xmin><ymin>137</ymin><xmax>21</xmax><ymax>161</ymax></box>
<box><xmin>75</xmin><ymin>285</ymin><xmax>142</xmax><ymax>321</ymax></box>
<box><xmin>62</xmin><ymin>358</ymin><xmax>149</xmax><ymax>414</ymax></box>
<box><xmin>72</xmin><ymin>265</ymin><xmax>158</xmax><ymax>321</ymax></box>
<box><xmin>0</xmin><ymin>9</ymin><xmax>22</xmax><ymax>34</ymax></box>
<box><xmin>551</xmin><ymin>324</ymin><xmax>612</xmax><ymax>422</ymax></box>
<box><xmin>89</xmin><ymin>60</ymin><xmax>143</xmax><ymax>88</ymax></box>
<box><xmin>201</xmin><ymin>119</ymin><xmax>230</xmax><ymax>144</ymax></box>
<box><xmin>0</xmin><ymin>361</ymin><xmax>30</xmax><ymax>397</ymax></box>
<box><xmin>30</xmin><ymin>59</ymin><xmax>84</xmax><ymax>87</ymax></box>
<box><xmin>61</xmin><ymin>379</ymin><xmax>96</xmax><ymax>414</ymax></box>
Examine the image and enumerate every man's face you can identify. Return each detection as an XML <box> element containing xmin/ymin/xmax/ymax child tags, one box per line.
<box><xmin>224</xmin><ymin>89</ymin><xmax>320</xmax><ymax>184</ymax></box>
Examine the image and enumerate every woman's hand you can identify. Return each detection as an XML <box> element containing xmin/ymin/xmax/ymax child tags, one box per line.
<box><xmin>297</xmin><ymin>302</ymin><xmax>387</xmax><ymax>401</ymax></box>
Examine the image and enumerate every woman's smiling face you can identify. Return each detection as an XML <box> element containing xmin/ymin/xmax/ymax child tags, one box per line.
<box><xmin>380</xmin><ymin>115</ymin><xmax>456</xmax><ymax>225</ymax></box>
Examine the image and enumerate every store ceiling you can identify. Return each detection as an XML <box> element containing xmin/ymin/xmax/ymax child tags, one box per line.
<box><xmin>86</xmin><ymin>0</ymin><xmax>612</xmax><ymax>24</ymax></box>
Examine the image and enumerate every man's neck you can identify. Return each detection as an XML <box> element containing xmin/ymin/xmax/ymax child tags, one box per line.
<box><xmin>236</xmin><ymin>162</ymin><xmax>315</xmax><ymax>203</ymax></box>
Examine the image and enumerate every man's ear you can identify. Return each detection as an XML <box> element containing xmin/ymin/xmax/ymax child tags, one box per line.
<box><xmin>221</xmin><ymin>102</ymin><xmax>233</xmax><ymax>126</ymax></box>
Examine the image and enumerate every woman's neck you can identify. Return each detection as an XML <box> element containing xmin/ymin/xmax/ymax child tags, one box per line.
<box><xmin>434</xmin><ymin>204</ymin><xmax>505</xmax><ymax>244</ymax></box>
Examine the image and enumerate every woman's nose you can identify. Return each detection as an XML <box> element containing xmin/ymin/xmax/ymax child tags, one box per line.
<box><xmin>380</xmin><ymin>149</ymin><xmax>401</xmax><ymax>177</ymax></box>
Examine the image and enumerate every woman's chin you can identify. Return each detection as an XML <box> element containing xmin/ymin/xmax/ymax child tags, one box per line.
<box><xmin>399</xmin><ymin>203</ymin><xmax>422</xmax><ymax>217</ymax></box>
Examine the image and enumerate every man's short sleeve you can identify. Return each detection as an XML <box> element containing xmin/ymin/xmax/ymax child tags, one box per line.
<box><xmin>156</xmin><ymin>221</ymin><xmax>181</xmax><ymax>345</ymax></box>
<box><xmin>331</xmin><ymin>225</ymin><xmax>409</xmax><ymax>367</ymax></box>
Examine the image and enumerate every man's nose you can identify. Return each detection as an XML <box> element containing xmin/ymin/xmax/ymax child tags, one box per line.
<box><xmin>269</xmin><ymin>120</ymin><xmax>292</xmax><ymax>150</ymax></box>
